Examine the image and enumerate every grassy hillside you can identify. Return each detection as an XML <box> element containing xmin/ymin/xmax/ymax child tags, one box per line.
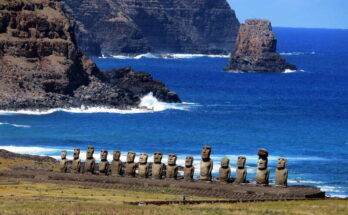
<box><xmin>0</xmin><ymin>179</ymin><xmax>347</xmax><ymax>215</ymax></box>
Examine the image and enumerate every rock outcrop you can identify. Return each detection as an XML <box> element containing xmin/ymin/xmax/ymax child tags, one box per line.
<box><xmin>225</xmin><ymin>19</ymin><xmax>297</xmax><ymax>73</ymax></box>
<box><xmin>62</xmin><ymin>0</ymin><xmax>240</xmax><ymax>56</ymax></box>
<box><xmin>0</xmin><ymin>0</ymin><xmax>180</xmax><ymax>111</ymax></box>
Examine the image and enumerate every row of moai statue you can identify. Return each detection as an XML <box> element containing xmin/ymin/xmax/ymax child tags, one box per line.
<box><xmin>59</xmin><ymin>146</ymin><xmax>288</xmax><ymax>186</ymax></box>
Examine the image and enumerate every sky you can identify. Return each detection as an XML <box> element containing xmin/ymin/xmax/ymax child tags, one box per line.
<box><xmin>229</xmin><ymin>0</ymin><xmax>348</xmax><ymax>29</ymax></box>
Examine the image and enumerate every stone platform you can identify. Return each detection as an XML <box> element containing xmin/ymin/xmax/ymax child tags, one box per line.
<box><xmin>0</xmin><ymin>170</ymin><xmax>325</xmax><ymax>200</ymax></box>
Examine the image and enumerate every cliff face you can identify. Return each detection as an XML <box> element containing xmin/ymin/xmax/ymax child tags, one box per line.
<box><xmin>63</xmin><ymin>0</ymin><xmax>240</xmax><ymax>56</ymax></box>
<box><xmin>225</xmin><ymin>19</ymin><xmax>297</xmax><ymax>73</ymax></box>
<box><xmin>0</xmin><ymin>0</ymin><xmax>180</xmax><ymax>110</ymax></box>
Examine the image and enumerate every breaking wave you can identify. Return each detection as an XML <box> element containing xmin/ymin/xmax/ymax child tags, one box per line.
<box><xmin>0</xmin><ymin>122</ymin><xmax>31</xmax><ymax>128</ymax></box>
<box><xmin>283</xmin><ymin>69</ymin><xmax>305</xmax><ymax>74</ymax></box>
<box><xmin>0</xmin><ymin>93</ymin><xmax>195</xmax><ymax>115</ymax></box>
<box><xmin>100</xmin><ymin>53</ymin><xmax>229</xmax><ymax>59</ymax></box>
<box><xmin>280</xmin><ymin>51</ymin><xmax>316</xmax><ymax>56</ymax></box>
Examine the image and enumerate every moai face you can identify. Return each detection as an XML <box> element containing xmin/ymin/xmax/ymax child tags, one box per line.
<box><xmin>258</xmin><ymin>159</ymin><xmax>268</xmax><ymax>169</ymax></box>
<box><xmin>100</xmin><ymin>150</ymin><xmax>108</xmax><ymax>161</ymax></box>
<box><xmin>113</xmin><ymin>150</ymin><xmax>121</xmax><ymax>161</ymax></box>
<box><xmin>221</xmin><ymin>158</ymin><xmax>230</xmax><ymax>168</ymax></box>
<box><xmin>73</xmin><ymin>148</ymin><xmax>80</xmax><ymax>160</ymax></box>
<box><xmin>61</xmin><ymin>150</ymin><xmax>67</xmax><ymax>159</ymax></box>
<box><xmin>258</xmin><ymin>149</ymin><xmax>268</xmax><ymax>159</ymax></box>
<box><xmin>237</xmin><ymin>156</ymin><xmax>246</xmax><ymax>168</ymax></box>
<box><xmin>86</xmin><ymin>146</ymin><xmax>95</xmax><ymax>159</ymax></box>
<box><xmin>168</xmin><ymin>154</ymin><xmax>177</xmax><ymax>166</ymax></box>
<box><xmin>185</xmin><ymin>156</ymin><xmax>193</xmax><ymax>167</ymax></box>
<box><xmin>154</xmin><ymin>152</ymin><xmax>163</xmax><ymax>164</ymax></box>
<box><xmin>127</xmin><ymin>152</ymin><xmax>136</xmax><ymax>163</ymax></box>
<box><xmin>139</xmin><ymin>153</ymin><xmax>148</xmax><ymax>164</ymax></box>
<box><xmin>277</xmin><ymin>158</ymin><xmax>287</xmax><ymax>169</ymax></box>
<box><xmin>201</xmin><ymin>146</ymin><xmax>212</xmax><ymax>160</ymax></box>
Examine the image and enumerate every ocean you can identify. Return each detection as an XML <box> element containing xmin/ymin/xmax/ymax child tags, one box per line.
<box><xmin>0</xmin><ymin>27</ymin><xmax>347</xmax><ymax>197</ymax></box>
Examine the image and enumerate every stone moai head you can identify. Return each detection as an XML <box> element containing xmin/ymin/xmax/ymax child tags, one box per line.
<box><xmin>73</xmin><ymin>148</ymin><xmax>80</xmax><ymax>160</ymax></box>
<box><xmin>61</xmin><ymin>150</ymin><xmax>67</xmax><ymax>159</ymax></box>
<box><xmin>185</xmin><ymin>156</ymin><xmax>194</xmax><ymax>167</ymax></box>
<box><xmin>86</xmin><ymin>146</ymin><xmax>95</xmax><ymax>159</ymax></box>
<box><xmin>258</xmin><ymin>159</ymin><xmax>268</xmax><ymax>170</ymax></box>
<box><xmin>201</xmin><ymin>146</ymin><xmax>212</xmax><ymax>161</ymax></box>
<box><xmin>168</xmin><ymin>154</ymin><xmax>177</xmax><ymax>166</ymax></box>
<box><xmin>277</xmin><ymin>158</ymin><xmax>287</xmax><ymax>169</ymax></box>
<box><xmin>154</xmin><ymin>152</ymin><xmax>163</xmax><ymax>164</ymax></box>
<box><xmin>221</xmin><ymin>158</ymin><xmax>230</xmax><ymax>168</ymax></box>
<box><xmin>237</xmin><ymin>156</ymin><xmax>246</xmax><ymax>168</ymax></box>
<box><xmin>113</xmin><ymin>150</ymin><xmax>121</xmax><ymax>161</ymax></box>
<box><xmin>100</xmin><ymin>149</ymin><xmax>108</xmax><ymax>161</ymax></box>
<box><xmin>127</xmin><ymin>152</ymin><xmax>136</xmax><ymax>163</ymax></box>
<box><xmin>258</xmin><ymin>149</ymin><xmax>268</xmax><ymax>160</ymax></box>
<box><xmin>139</xmin><ymin>153</ymin><xmax>148</xmax><ymax>164</ymax></box>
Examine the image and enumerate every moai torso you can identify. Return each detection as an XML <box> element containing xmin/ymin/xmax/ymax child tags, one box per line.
<box><xmin>99</xmin><ymin>149</ymin><xmax>109</xmax><ymax>175</ymax></box>
<box><xmin>59</xmin><ymin>150</ymin><xmax>68</xmax><ymax>173</ymax></box>
<box><xmin>219</xmin><ymin>158</ymin><xmax>230</xmax><ymax>182</ymax></box>
<box><xmin>138</xmin><ymin>153</ymin><xmax>150</xmax><ymax>178</ymax></box>
<box><xmin>275</xmin><ymin>158</ymin><xmax>288</xmax><ymax>187</ymax></box>
<box><xmin>166</xmin><ymin>154</ymin><xmax>179</xmax><ymax>179</ymax></box>
<box><xmin>111</xmin><ymin>150</ymin><xmax>122</xmax><ymax>176</ymax></box>
<box><xmin>71</xmin><ymin>148</ymin><xmax>81</xmax><ymax>173</ymax></box>
<box><xmin>152</xmin><ymin>152</ymin><xmax>165</xmax><ymax>179</ymax></box>
<box><xmin>234</xmin><ymin>156</ymin><xmax>247</xmax><ymax>184</ymax></box>
<box><xmin>255</xmin><ymin>149</ymin><xmax>269</xmax><ymax>185</ymax></box>
<box><xmin>84</xmin><ymin>146</ymin><xmax>95</xmax><ymax>174</ymax></box>
<box><xmin>184</xmin><ymin>156</ymin><xmax>195</xmax><ymax>181</ymax></box>
<box><xmin>200</xmin><ymin>146</ymin><xmax>213</xmax><ymax>181</ymax></box>
<box><xmin>125</xmin><ymin>152</ymin><xmax>137</xmax><ymax>177</ymax></box>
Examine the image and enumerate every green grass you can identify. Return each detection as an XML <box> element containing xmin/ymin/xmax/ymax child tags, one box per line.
<box><xmin>0</xmin><ymin>179</ymin><xmax>347</xmax><ymax>215</ymax></box>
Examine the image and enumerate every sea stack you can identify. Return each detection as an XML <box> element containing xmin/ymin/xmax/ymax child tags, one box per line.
<box><xmin>0</xmin><ymin>0</ymin><xmax>180</xmax><ymax>111</ymax></box>
<box><xmin>225</xmin><ymin>19</ymin><xmax>297</xmax><ymax>73</ymax></box>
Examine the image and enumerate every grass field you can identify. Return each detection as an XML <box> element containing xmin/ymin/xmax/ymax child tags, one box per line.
<box><xmin>0</xmin><ymin>179</ymin><xmax>347</xmax><ymax>215</ymax></box>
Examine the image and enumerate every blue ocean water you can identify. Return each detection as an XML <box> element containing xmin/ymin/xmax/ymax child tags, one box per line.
<box><xmin>1</xmin><ymin>28</ymin><xmax>348</xmax><ymax>197</ymax></box>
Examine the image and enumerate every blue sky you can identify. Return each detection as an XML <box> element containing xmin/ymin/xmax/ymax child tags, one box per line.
<box><xmin>228</xmin><ymin>0</ymin><xmax>348</xmax><ymax>29</ymax></box>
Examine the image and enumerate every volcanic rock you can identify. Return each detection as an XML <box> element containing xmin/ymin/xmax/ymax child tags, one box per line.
<box><xmin>62</xmin><ymin>0</ymin><xmax>240</xmax><ymax>56</ymax></box>
<box><xmin>0</xmin><ymin>0</ymin><xmax>180</xmax><ymax>111</ymax></box>
<box><xmin>225</xmin><ymin>19</ymin><xmax>297</xmax><ymax>73</ymax></box>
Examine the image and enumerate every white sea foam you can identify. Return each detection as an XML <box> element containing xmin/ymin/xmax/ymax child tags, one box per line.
<box><xmin>280</xmin><ymin>51</ymin><xmax>316</xmax><ymax>56</ymax></box>
<box><xmin>0</xmin><ymin>93</ymin><xmax>194</xmax><ymax>116</ymax></box>
<box><xmin>0</xmin><ymin>146</ymin><xmax>59</xmax><ymax>155</ymax></box>
<box><xmin>283</xmin><ymin>69</ymin><xmax>305</xmax><ymax>74</ymax></box>
<box><xmin>0</xmin><ymin>122</ymin><xmax>31</xmax><ymax>128</ymax></box>
<box><xmin>99</xmin><ymin>53</ymin><xmax>229</xmax><ymax>59</ymax></box>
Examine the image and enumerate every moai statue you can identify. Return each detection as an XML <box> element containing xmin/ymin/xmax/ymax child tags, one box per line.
<box><xmin>138</xmin><ymin>153</ymin><xmax>150</xmax><ymax>178</ymax></box>
<box><xmin>125</xmin><ymin>152</ymin><xmax>137</xmax><ymax>177</ymax></box>
<box><xmin>166</xmin><ymin>154</ymin><xmax>179</xmax><ymax>179</ymax></box>
<box><xmin>152</xmin><ymin>152</ymin><xmax>165</xmax><ymax>179</ymax></box>
<box><xmin>255</xmin><ymin>149</ymin><xmax>270</xmax><ymax>185</ymax></box>
<box><xmin>71</xmin><ymin>148</ymin><xmax>81</xmax><ymax>173</ymax></box>
<box><xmin>219</xmin><ymin>158</ymin><xmax>231</xmax><ymax>182</ymax></box>
<box><xmin>200</xmin><ymin>146</ymin><xmax>213</xmax><ymax>181</ymax></box>
<box><xmin>111</xmin><ymin>150</ymin><xmax>122</xmax><ymax>176</ymax></box>
<box><xmin>59</xmin><ymin>150</ymin><xmax>68</xmax><ymax>173</ymax></box>
<box><xmin>275</xmin><ymin>158</ymin><xmax>288</xmax><ymax>187</ymax></box>
<box><xmin>184</xmin><ymin>156</ymin><xmax>195</xmax><ymax>181</ymax></box>
<box><xmin>234</xmin><ymin>156</ymin><xmax>247</xmax><ymax>184</ymax></box>
<box><xmin>84</xmin><ymin>146</ymin><xmax>96</xmax><ymax>174</ymax></box>
<box><xmin>99</xmin><ymin>149</ymin><xmax>109</xmax><ymax>175</ymax></box>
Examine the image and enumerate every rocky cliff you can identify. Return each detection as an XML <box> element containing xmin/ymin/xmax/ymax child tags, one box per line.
<box><xmin>225</xmin><ymin>19</ymin><xmax>297</xmax><ymax>73</ymax></box>
<box><xmin>0</xmin><ymin>0</ymin><xmax>180</xmax><ymax>111</ymax></box>
<box><xmin>62</xmin><ymin>0</ymin><xmax>240</xmax><ymax>56</ymax></box>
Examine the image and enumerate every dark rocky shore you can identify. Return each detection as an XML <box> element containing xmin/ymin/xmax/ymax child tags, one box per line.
<box><xmin>63</xmin><ymin>0</ymin><xmax>240</xmax><ymax>56</ymax></box>
<box><xmin>0</xmin><ymin>0</ymin><xmax>180</xmax><ymax>111</ymax></box>
<box><xmin>225</xmin><ymin>19</ymin><xmax>297</xmax><ymax>73</ymax></box>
